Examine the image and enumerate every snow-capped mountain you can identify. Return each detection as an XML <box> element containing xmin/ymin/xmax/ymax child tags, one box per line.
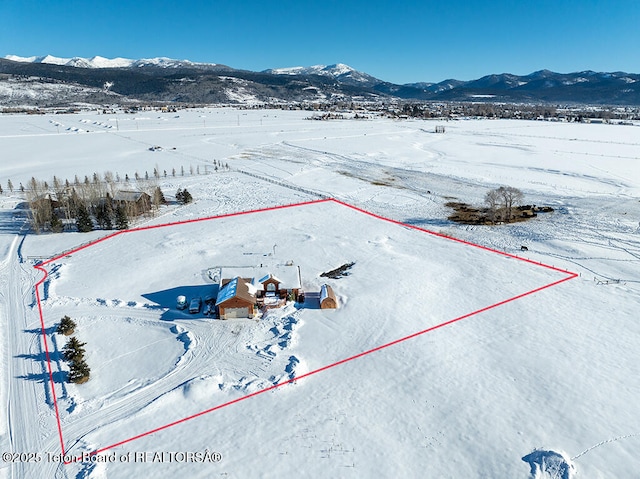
<box><xmin>263</xmin><ymin>63</ymin><xmax>381</xmax><ymax>87</ymax></box>
<box><xmin>1</xmin><ymin>54</ymin><xmax>639</xmax><ymax>106</ymax></box>
<box><xmin>3</xmin><ymin>54</ymin><xmax>215</xmax><ymax>69</ymax></box>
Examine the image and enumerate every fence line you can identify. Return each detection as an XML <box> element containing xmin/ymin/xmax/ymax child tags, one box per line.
<box><xmin>236</xmin><ymin>168</ymin><xmax>328</xmax><ymax>199</ymax></box>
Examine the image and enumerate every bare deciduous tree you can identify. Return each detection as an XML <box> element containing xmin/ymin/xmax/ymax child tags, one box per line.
<box><xmin>484</xmin><ymin>189</ymin><xmax>501</xmax><ymax>222</ymax></box>
<box><xmin>485</xmin><ymin>186</ymin><xmax>524</xmax><ymax>223</ymax></box>
<box><xmin>499</xmin><ymin>186</ymin><xmax>523</xmax><ymax>222</ymax></box>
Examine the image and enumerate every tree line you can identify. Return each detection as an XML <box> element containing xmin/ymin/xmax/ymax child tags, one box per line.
<box><xmin>24</xmin><ymin>173</ymin><xmax>167</xmax><ymax>233</ymax></box>
<box><xmin>20</xmin><ymin>171</ymin><xmax>200</xmax><ymax>233</ymax></box>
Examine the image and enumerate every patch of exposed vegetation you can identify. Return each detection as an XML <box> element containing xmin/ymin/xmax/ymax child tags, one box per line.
<box><xmin>446</xmin><ymin>202</ymin><xmax>553</xmax><ymax>225</ymax></box>
<box><xmin>446</xmin><ymin>186</ymin><xmax>553</xmax><ymax>225</ymax></box>
<box><xmin>320</xmin><ymin>262</ymin><xmax>355</xmax><ymax>279</ymax></box>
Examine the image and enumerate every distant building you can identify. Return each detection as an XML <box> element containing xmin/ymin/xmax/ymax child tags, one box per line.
<box><xmin>113</xmin><ymin>190</ymin><xmax>151</xmax><ymax>215</ymax></box>
<box><xmin>30</xmin><ymin>193</ymin><xmax>60</xmax><ymax>211</ymax></box>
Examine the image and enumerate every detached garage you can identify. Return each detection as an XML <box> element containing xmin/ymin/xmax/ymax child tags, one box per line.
<box><xmin>216</xmin><ymin>277</ymin><xmax>257</xmax><ymax>319</ymax></box>
<box><xmin>319</xmin><ymin>284</ymin><xmax>337</xmax><ymax>309</ymax></box>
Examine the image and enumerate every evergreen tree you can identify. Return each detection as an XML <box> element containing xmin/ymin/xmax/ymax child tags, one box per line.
<box><xmin>7</xmin><ymin>179</ymin><xmax>13</xmax><ymax>193</ymax></box>
<box><xmin>68</xmin><ymin>359</ymin><xmax>91</xmax><ymax>384</ymax></box>
<box><xmin>75</xmin><ymin>204</ymin><xmax>93</xmax><ymax>232</ymax></box>
<box><xmin>50</xmin><ymin>211</ymin><xmax>64</xmax><ymax>233</ymax></box>
<box><xmin>153</xmin><ymin>187</ymin><xmax>167</xmax><ymax>205</ymax></box>
<box><xmin>95</xmin><ymin>204</ymin><xmax>113</xmax><ymax>230</ymax></box>
<box><xmin>175</xmin><ymin>188</ymin><xmax>192</xmax><ymax>204</ymax></box>
<box><xmin>62</xmin><ymin>337</ymin><xmax>86</xmax><ymax>363</ymax></box>
<box><xmin>115</xmin><ymin>205</ymin><xmax>128</xmax><ymax>230</ymax></box>
<box><xmin>0</xmin><ymin>184</ymin><xmax>3</xmax><ymax>195</ymax></box>
<box><xmin>57</xmin><ymin>315</ymin><xmax>76</xmax><ymax>336</ymax></box>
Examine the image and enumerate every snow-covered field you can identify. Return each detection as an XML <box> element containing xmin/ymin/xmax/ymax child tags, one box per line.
<box><xmin>0</xmin><ymin>109</ymin><xmax>639</xmax><ymax>478</ymax></box>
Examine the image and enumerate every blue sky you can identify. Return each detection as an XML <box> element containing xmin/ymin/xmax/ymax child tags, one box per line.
<box><xmin>1</xmin><ymin>0</ymin><xmax>638</xmax><ymax>84</ymax></box>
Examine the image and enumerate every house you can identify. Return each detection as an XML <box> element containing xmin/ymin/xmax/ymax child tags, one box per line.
<box><xmin>215</xmin><ymin>277</ymin><xmax>257</xmax><ymax>319</ymax></box>
<box><xmin>113</xmin><ymin>190</ymin><xmax>151</xmax><ymax>215</ymax></box>
<box><xmin>256</xmin><ymin>270</ymin><xmax>301</xmax><ymax>301</ymax></box>
<box><xmin>31</xmin><ymin>193</ymin><xmax>60</xmax><ymax>211</ymax></box>
<box><xmin>220</xmin><ymin>264</ymin><xmax>302</xmax><ymax>302</ymax></box>
<box><xmin>214</xmin><ymin>263</ymin><xmax>303</xmax><ymax>317</ymax></box>
<box><xmin>319</xmin><ymin>284</ymin><xmax>337</xmax><ymax>309</ymax></box>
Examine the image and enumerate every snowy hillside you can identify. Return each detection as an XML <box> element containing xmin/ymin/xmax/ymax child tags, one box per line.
<box><xmin>264</xmin><ymin>63</ymin><xmax>381</xmax><ymax>86</ymax></box>
<box><xmin>0</xmin><ymin>110</ymin><xmax>639</xmax><ymax>478</ymax></box>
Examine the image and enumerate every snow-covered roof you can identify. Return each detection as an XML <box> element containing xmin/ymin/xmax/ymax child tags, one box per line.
<box><xmin>320</xmin><ymin>284</ymin><xmax>336</xmax><ymax>303</ymax></box>
<box><xmin>221</xmin><ymin>264</ymin><xmax>301</xmax><ymax>290</ymax></box>
<box><xmin>258</xmin><ymin>273</ymin><xmax>283</xmax><ymax>285</ymax></box>
<box><xmin>215</xmin><ymin>277</ymin><xmax>256</xmax><ymax>306</ymax></box>
<box><xmin>113</xmin><ymin>190</ymin><xmax>149</xmax><ymax>202</ymax></box>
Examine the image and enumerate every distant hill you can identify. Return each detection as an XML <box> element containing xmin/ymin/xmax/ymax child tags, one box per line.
<box><xmin>1</xmin><ymin>54</ymin><xmax>639</xmax><ymax>107</ymax></box>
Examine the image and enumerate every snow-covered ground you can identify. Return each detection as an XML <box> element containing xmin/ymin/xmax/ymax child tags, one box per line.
<box><xmin>0</xmin><ymin>109</ymin><xmax>639</xmax><ymax>478</ymax></box>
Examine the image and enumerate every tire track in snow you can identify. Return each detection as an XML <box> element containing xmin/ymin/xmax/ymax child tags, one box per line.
<box><xmin>3</xmin><ymin>236</ymin><xmax>60</xmax><ymax>479</ymax></box>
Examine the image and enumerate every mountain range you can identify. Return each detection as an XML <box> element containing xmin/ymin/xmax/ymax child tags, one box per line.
<box><xmin>1</xmin><ymin>54</ymin><xmax>639</xmax><ymax>107</ymax></box>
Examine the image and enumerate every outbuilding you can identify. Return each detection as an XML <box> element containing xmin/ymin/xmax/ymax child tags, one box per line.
<box><xmin>319</xmin><ymin>284</ymin><xmax>337</xmax><ymax>309</ymax></box>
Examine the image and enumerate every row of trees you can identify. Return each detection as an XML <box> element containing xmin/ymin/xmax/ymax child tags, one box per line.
<box><xmin>57</xmin><ymin>316</ymin><xmax>91</xmax><ymax>384</ymax></box>
<box><xmin>3</xmin><ymin>161</ymin><xmax>230</xmax><ymax>197</ymax></box>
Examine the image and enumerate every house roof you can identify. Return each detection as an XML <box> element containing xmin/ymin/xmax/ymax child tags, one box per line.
<box><xmin>113</xmin><ymin>190</ymin><xmax>149</xmax><ymax>202</ymax></box>
<box><xmin>320</xmin><ymin>284</ymin><xmax>336</xmax><ymax>303</ymax></box>
<box><xmin>221</xmin><ymin>265</ymin><xmax>301</xmax><ymax>291</ymax></box>
<box><xmin>258</xmin><ymin>273</ymin><xmax>283</xmax><ymax>284</ymax></box>
<box><xmin>216</xmin><ymin>276</ymin><xmax>256</xmax><ymax>306</ymax></box>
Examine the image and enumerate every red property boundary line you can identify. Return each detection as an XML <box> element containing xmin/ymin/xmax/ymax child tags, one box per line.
<box><xmin>31</xmin><ymin>198</ymin><xmax>577</xmax><ymax>462</ymax></box>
